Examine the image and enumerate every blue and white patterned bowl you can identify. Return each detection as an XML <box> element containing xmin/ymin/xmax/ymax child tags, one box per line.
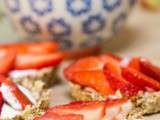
<box><xmin>3</xmin><ymin>0</ymin><xmax>135</xmax><ymax>50</ymax></box>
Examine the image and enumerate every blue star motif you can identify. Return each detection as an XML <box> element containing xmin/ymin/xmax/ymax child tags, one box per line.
<box><xmin>112</xmin><ymin>13</ymin><xmax>126</xmax><ymax>33</ymax></box>
<box><xmin>82</xmin><ymin>14</ymin><xmax>106</xmax><ymax>34</ymax></box>
<box><xmin>48</xmin><ymin>18</ymin><xmax>71</xmax><ymax>38</ymax></box>
<box><xmin>66</xmin><ymin>0</ymin><xmax>91</xmax><ymax>16</ymax></box>
<box><xmin>54</xmin><ymin>39</ymin><xmax>73</xmax><ymax>50</ymax></box>
<box><xmin>29</xmin><ymin>0</ymin><xmax>53</xmax><ymax>16</ymax></box>
<box><xmin>103</xmin><ymin>0</ymin><xmax>121</xmax><ymax>12</ymax></box>
<box><xmin>79</xmin><ymin>36</ymin><xmax>103</xmax><ymax>48</ymax></box>
<box><xmin>5</xmin><ymin>0</ymin><xmax>20</xmax><ymax>13</ymax></box>
<box><xmin>20</xmin><ymin>16</ymin><xmax>41</xmax><ymax>34</ymax></box>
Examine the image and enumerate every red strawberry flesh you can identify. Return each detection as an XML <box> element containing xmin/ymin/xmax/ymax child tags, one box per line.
<box><xmin>103</xmin><ymin>64</ymin><xmax>141</xmax><ymax>97</ymax></box>
<box><xmin>140</xmin><ymin>59</ymin><xmax>160</xmax><ymax>82</ymax></box>
<box><xmin>122</xmin><ymin>67</ymin><xmax>160</xmax><ymax>91</ymax></box>
<box><xmin>15</xmin><ymin>52</ymin><xmax>63</xmax><ymax>70</ymax></box>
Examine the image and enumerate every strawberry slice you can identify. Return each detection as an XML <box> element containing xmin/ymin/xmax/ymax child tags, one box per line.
<box><xmin>45</xmin><ymin>101</ymin><xmax>105</xmax><ymax>120</ymax></box>
<box><xmin>65</xmin><ymin>53</ymin><xmax>121</xmax><ymax>74</ymax></box>
<box><xmin>121</xmin><ymin>57</ymin><xmax>160</xmax><ymax>83</ymax></box>
<box><xmin>68</xmin><ymin>71</ymin><xmax>114</xmax><ymax>95</ymax></box>
<box><xmin>140</xmin><ymin>59</ymin><xmax>160</xmax><ymax>82</ymax></box>
<box><xmin>0</xmin><ymin>48</ymin><xmax>16</xmax><ymax>75</ymax></box>
<box><xmin>64</xmin><ymin>54</ymin><xmax>121</xmax><ymax>96</ymax></box>
<box><xmin>64</xmin><ymin>57</ymin><xmax>113</xmax><ymax>95</ymax></box>
<box><xmin>104</xmin><ymin>99</ymin><xmax>132</xmax><ymax>120</ymax></box>
<box><xmin>65</xmin><ymin>57</ymin><xmax>104</xmax><ymax>73</ymax></box>
<box><xmin>0</xmin><ymin>75</ymin><xmax>6</xmax><ymax>87</ymax></box>
<box><xmin>24</xmin><ymin>41</ymin><xmax>59</xmax><ymax>54</ymax></box>
<box><xmin>99</xmin><ymin>55</ymin><xmax>121</xmax><ymax>75</ymax></box>
<box><xmin>35</xmin><ymin>113</ymin><xmax>83</xmax><ymax>120</ymax></box>
<box><xmin>120</xmin><ymin>57</ymin><xmax>141</xmax><ymax>70</ymax></box>
<box><xmin>36</xmin><ymin>99</ymin><xmax>132</xmax><ymax>120</ymax></box>
<box><xmin>103</xmin><ymin>64</ymin><xmax>141</xmax><ymax>97</ymax></box>
<box><xmin>0</xmin><ymin>41</ymin><xmax>59</xmax><ymax>54</ymax></box>
<box><xmin>0</xmin><ymin>91</ymin><xmax>3</xmax><ymax>113</ymax></box>
<box><xmin>15</xmin><ymin>52</ymin><xmax>63</xmax><ymax>70</ymax></box>
<box><xmin>0</xmin><ymin>79</ymin><xmax>32</xmax><ymax>110</ymax></box>
<box><xmin>122</xmin><ymin>67</ymin><xmax>160</xmax><ymax>91</ymax></box>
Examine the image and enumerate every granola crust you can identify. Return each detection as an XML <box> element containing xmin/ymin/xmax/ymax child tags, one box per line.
<box><xmin>14</xmin><ymin>97</ymin><xmax>49</xmax><ymax>120</ymax></box>
<box><xmin>130</xmin><ymin>92</ymin><xmax>160</xmax><ymax>115</ymax></box>
<box><xmin>69</xmin><ymin>83</ymin><xmax>107</xmax><ymax>101</ymax></box>
<box><xmin>9</xmin><ymin>67</ymin><xmax>58</xmax><ymax>101</ymax></box>
<box><xmin>70</xmin><ymin>83</ymin><xmax>160</xmax><ymax>119</ymax></box>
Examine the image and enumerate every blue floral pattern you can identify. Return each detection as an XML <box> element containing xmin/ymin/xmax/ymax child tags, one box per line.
<box><xmin>29</xmin><ymin>0</ymin><xmax>53</xmax><ymax>16</ymax></box>
<box><xmin>55</xmin><ymin>39</ymin><xmax>73</xmax><ymax>50</ymax></box>
<box><xmin>82</xmin><ymin>14</ymin><xmax>106</xmax><ymax>34</ymax></box>
<box><xmin>66</xmin><ymin>0</ymin><xmax>91</xmax><ymax>16</ymax></box>
<box><xmin>5</xmin><ymin>0</ymin><xmax>135</xmax><ymax>50</ymax></box>
<box><xmin>103</xmin><ymin>0</ymin><xmax>121</xmax><ymax>11</ymax></box>
<box><xmin>112</xmin><ymin>12</ymin><xmax>126</xmax><ymax>33</ymax></box>
<box><xmin>48</xmin><ymin>18</ymin><xmax>71</xmax><ymax>38</ymax></box>
<box><xmin>5</xmin><ymin>0</ymin><xmax>20</xmax><ymax>13</ymax></box>
<box><xmin>79</xmin><ymin>36</ymin><xmax>103</xmax><ymax>48</ymax></box>
<box><xmin>20</xmin><ymin>16</ymin><xmax>41</xmax><ymax>34</ymax></box>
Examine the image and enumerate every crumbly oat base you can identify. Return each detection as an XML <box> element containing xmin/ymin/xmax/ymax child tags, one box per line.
<box><xmin>0</xmin><ymin>67</ymin><xmax>58</xmax><ymax>120</ymax></box>
<box><xmin>14</xmin><ymin>97</ymin><xmax>49</xmax><ymax>120</ymax></box>
<box><xmin>70</xmin><ymin>83</ymin><xmax>107</xmax><ymax>101</ymax></box>
<box><xmin>9</xmin><ymin>67</ymin><xmax>58</xmax><ymax>101</ymax></box>
<box><xmin>70</xmin><ymin>83</ymin><xmax>160</xmax><ymax>120</ymax></box>
<box><xmin>1</xmin><ymin>89</ymin><xmax>51</xmax><ymax>120</ymax></box>
<box><xmin>130</xmin><ymin>92</ymin><xmax>160</xmax><ymax>115</ymax></box>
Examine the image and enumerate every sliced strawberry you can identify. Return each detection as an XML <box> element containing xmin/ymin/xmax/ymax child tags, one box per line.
<box><xmin>0</xmin><ymin>91</ymin><xmax>3</xmax><ymax>113</ymax></box>
<box><xmin>0</xmin><ymin>48</ymin><xmax>16</xmax><ymax>75</ymax></box>
<box><xmin>0</xmin><ymin>41</ymin><xmax>59</xmax><ymax>54</ymax></box>
<box><xmin>65</xmin><ymin>53</ymin><xmax>120</xmax><ymax>74</ymax></box>
<box><xmin>104</xmin><ymin>99</ymin><xmax>132</xmax><ymax>120</ymax></box>
<box><xmin>36</xmin><ymin>99</ymin><xmax>132</xmax><ymax>120</ymax></box>
<box><xmin>120</xmin><ymin>57</ymin><xmax>141</xmax><ymax>70</ymax></box>
<box><xmin>99</xmin><ymin>55</ymin><xmax>121</xmax><ymax>76</ymax></box>
<box><xmin>35</xmin><ymin>113</ymin><xmax>83</xmax><ymax>120</ymax></box>
<box><xmin>65</xmin><ymin>57</ymin><xmax>104</xmax><ymax>73</ymax></box>
<box><xmin>67</xmin><ymin>70</ymin><xmax>114</xmax><ymax>95</ymax></box>
<box><xmin>0</xmin><ymin>79</ymin><xmax>32</xmax><ymax>110</ymax></box>
<box><xmin>121</xmin><ymin>57</ymin><xmax>160</xmax><ymax>83</ymax></box>
<box><xmin>64</xmin><ymin>57</ymin><xmax>114</xmax><ymax>96</ymax></box>
<box><xmin>47</xmin><ymin>101</ymin><xmax>105</xmax><ymax>120</ymax></box>
<box><xmin>0</xmin><ymin>75</ymin><xmax>6</xmax><ymax>84</ymax></box>
<box><xmin>122</xmin><ymin>67</ymin><xmax>160</xmax><ymax>91</ymax></box>
<box><xmin>103</xmin><ymin>64</ymin><xmax>141</xmax><ymax>97</ymax></box>
<box><xmin>140</xmin><ymin>59</ymin><xmax>160</xmax><ymax>82</ymax></box>
<box><xmin>25</xmin><ymin>41</ymin><xmax>59</xmax><ymax>54</ymax></box>
<box><xmin>64</xmin><ymin>54</ymin><xmax>121</xmax><ymax>96</ymax></box>
<box><xmin>15</xmin><ymin>52</ymin><xmax>63</xmax><ymax>70</ymax></box>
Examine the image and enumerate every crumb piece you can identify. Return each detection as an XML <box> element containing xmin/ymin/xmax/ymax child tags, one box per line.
<box><xmin>70</xmin><ymin>83</ymin><xmax>106</xmax><ymax>101</ymax></box>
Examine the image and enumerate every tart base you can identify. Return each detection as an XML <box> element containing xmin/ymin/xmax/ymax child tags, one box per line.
<box><xmin>9</xmin><ymin>67</ymin><xmax>58</xmax><ymax>101</ymax></box>
<box><xmin>69</xmin><ymin>82</ymin><xmax>107</xmax><ymax>101</ymax></box>
<box><xmin>70</xmin><ymin>83</ymin><xmax>160</xmax><ymax>119</ymax></box>
<box><xmin>14</xmin><ymin>97</ymin><xmax>50</xmax><ymax>120</ymax></box>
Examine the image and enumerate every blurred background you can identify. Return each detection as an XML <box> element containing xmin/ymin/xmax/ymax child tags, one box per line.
<box><xmin>0</xmin><ymin>0</ymin><xmax>160</xmax><ymax>60</ymax></box>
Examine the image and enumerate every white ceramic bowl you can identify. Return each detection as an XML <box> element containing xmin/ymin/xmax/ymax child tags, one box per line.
<box><xmin>3</xmin><ymin>0</ymin><xmax>135</xmax><ymax>50</ymax></box>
